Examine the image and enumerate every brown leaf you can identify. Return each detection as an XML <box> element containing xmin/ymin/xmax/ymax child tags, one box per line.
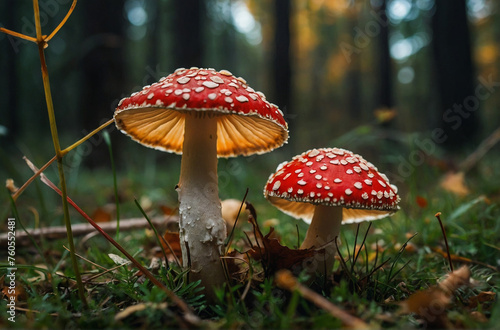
<box><xmin>244</xmin><ymin>205</ymin><xmax>317</xmax><ymax>275</ymax></box>
<box><xmin>91</xmin><ymin>206</ymin><xmax>113</xmax><ymax>223</ymax></box>
<box><xmin>399</xmin><ymin>266</ymin><xmax>470</xmax><ymax>328</ymax></box>
<box><xmin>467</xmin><ymin>291</ymin><xmax>496</xmax><ymax>308</ymax></box>
<box><xmin>161</xmin><ymin>231</ymin><xmax>182</xmax><ymax>263</ymax></box>
<box><xmin>415</xmin><ymin>196</ymin><xmax>428</xmax><ymax>208</ymax></box>
<box><xmin>440</xmin><ymin>171</ymin><xmax>470</xmax><ymax>196</ymax></box>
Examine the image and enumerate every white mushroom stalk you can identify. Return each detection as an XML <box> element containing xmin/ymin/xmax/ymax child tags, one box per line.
<box><xmin>177</xmin><ymin>112</ymin><xmax>226</xmax><ymax>288</ymax></box>
<box><xmin>114</xmin><ymin>68</ymin><xmax>288</xmax><ymax>299</ymax></box>
<box><xmin>300</xmin><ymin>204</ymin><xmax>342</xmax><ymax>273</ymax></box>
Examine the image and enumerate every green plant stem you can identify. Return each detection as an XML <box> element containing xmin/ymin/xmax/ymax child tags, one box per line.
<box><xmin>103</xmin><ymin>131</ymin><xmax>120</xmax><ymax>238</ymax></box>
<box><xmin>33</xmin><ymin>0</ymin><xmax>87</xmax><ymax>308</ymax></box>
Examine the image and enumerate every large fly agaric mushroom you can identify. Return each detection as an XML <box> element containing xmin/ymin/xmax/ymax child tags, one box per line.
<box><xmin>264</xmin><ymin>148</ymin><xmax>400</xmax><ymax>275</ymax></box>
<box><xmin>114</xmin><ymin>67</ymin><xmax>288</xmax><ymax>294</ymax></box>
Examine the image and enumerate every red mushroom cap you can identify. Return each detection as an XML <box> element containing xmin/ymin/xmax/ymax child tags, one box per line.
<box><xmin>264</xmin><ymin>148</ymin><xmax>400</xmax><ymax>224</ymax></box>
<box><xmin>114</xmin><ymin>67</ymin><xmax>288</xmax><ymax>157</ymax></box>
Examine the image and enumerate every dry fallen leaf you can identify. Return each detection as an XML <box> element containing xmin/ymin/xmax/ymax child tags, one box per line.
<box><xmin>245</xmin><ymin>203</ymin><xmax>318</xmax><ymax>276</ymax></box>
<box><xmin>91</xmin><ymin>205</ymin><xmax>114</xmax><ymax>223</ymax></box>
<box><xmin>161</xmin><ymin>231</ymin><xmax>182</xmax><ymax>263</ymax></box>
<box><xmin>399</xmin><ymin>265</ymin><xmax>470</xmax><ymax>328</ymax></box>
<box><xmin>440</xmin><ymin>171</ymin><xmax>470</xmax><ymax>196</ymax></box>
<box><xmin>415</xmin><ymin>196</ymin><xmax>428</xmax><ymax>208</ymax></box>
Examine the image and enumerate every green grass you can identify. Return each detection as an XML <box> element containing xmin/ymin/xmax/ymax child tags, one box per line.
<box><xmin>1</xmin><ymin>139</ymin><xmax>499</xmax><ymax>328</ymax></box>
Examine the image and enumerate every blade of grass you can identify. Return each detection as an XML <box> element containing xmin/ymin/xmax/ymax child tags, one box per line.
<box><xmin>435</xmin><ymin>212</ymin><xmax>454</xmax><ymax>272</ymax></box>
<box><xmin>224</xmin><ymin>188</ymin><xmax>249</xmax><ymax>254</ymax></box>
<box><xmin>103</xmin><ymin>130</ymin><xmax>120</xmax><ymax>239</ymax></box>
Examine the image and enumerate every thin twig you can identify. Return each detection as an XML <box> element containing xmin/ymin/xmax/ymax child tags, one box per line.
<box><xmin>435</xmin><ymin>212</ymin><xmax>454</xmax><ymax>272</ymax></box>
<box><xmin>0</xmin><ymin>216</ymin><xmax>175</xmax><ymax>247</ymax></box>
<box><xmin>45</xmin><ymin>0</ymin><xmax>77</xmax><ymax>42</ymax></box>
<box><xmin>0</xmin><ymin>27</ymin><xmax>37</xmax><ymax>42</ymax></box>
<box><xmin>275</xmin><ymin>269</ymin><xmax>369</xmax><ymax>329</ymax></box>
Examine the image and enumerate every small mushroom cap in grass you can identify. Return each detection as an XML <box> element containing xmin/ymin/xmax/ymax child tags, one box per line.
<box><xmin>114</xmin><ymin>67</ymin><xmax>288</xmax><ymax>156</ymax></box>
<box><xmin>264</xmin><ymin>147</ymin><xmax>400</xmax><ymax>224</ymax></box>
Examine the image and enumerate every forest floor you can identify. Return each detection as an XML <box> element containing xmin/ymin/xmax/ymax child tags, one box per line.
<box><xmin>1</xmin><ymin>137</ymin><xmax>499</xmax><ymax>329</ymax></box>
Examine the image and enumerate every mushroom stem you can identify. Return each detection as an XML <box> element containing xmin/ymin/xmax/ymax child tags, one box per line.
<box><xmin>300</xmin><ymin>205</ymin><xmax>342</xmax><ymax>275</ymax></box>
<box><xmin>178</xmin><ymin>112</ymin><xmax>226</xmax><ymax>296</ymax></box>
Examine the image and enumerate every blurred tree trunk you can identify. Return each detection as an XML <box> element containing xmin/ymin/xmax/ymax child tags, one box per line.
<box><xmin>173</xmin><ymin>0</ymin><xmax>204</xmax><ymax>68</ymax></box>
<box><xmin>346</xmin><ymin>13</ymin><xmax>361</xmax><ymax>120</ymax></box>
<box><xmin>3</xmin><ymin>0</ymin><xmax>19</xmax><ymax>143</ymax></box>
<box><xmin>373</xmin><ymin>0</ymin><xmax>392</xmax><ymax>111</ymax></box>
<box><xmin>432</xmin><ymin>0</ymin><xmax>478</xmax><ymax>149</ymax></box>
<box><xmin>273</xmin><ymin>0</ymin><xmax>292</xmax><ymax>151</ymax></box>
<box><xmin>80</xmin><ymin>0</ymin><xmax>126</xmax><ymax>165</ymax></box>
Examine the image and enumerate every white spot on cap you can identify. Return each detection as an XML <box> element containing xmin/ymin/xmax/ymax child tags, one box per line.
<box><xmin>210</xmin><ymin>76</ymin><xmax>224</xmax><ymax>84</ymax></box>
<box><xmin>310</xmin><ymin>192</ymin><xmax>315</xmax><ymax>198</ymax></box>
<box><xmin>330</xmin><ymin>160</ymin><xmax>340</xmax><ymax>165</ymax></box>
<box><xmin>354</xmin><ymin>182</ymin><xmax>363</xmax><ymax>189</ymax></box>
<box><xmin>202</xmin><ymin>81</ymin><xmax>219</xmax><ymax>89</ymax></box>
<box><xmin>345</xmin><ymin>189</ymin><xmax>353</xmax><ymax>196</ymax></box>
<box><xmin>177</xmin><ymin>76</ymin><xmax>191</xmax><ymax>84</ymax></box>
<box><xmin>174</xmin><ymin>89</ymin><xmax>183</xmax><ymax>95</ymax></box>
<box><xmin>362</xmin><ymin>192</ymin><xmax>369</xmax><ymax>200</ymax></box>
<box><xmin>147</xmin><ymin>93</ymin><xmax>155</xmax><ymax>100</ymax></box>
<box><xmin>298</xmin><ymin>173</ymin><xmax>304</xmax><ymax>178</ymax></box>
<box><xmin>225</xmin><ymin>97</ymin><xmax>233</xmax><ymax>103</ymax></box>
<box><xmin>288</xmin><ymin>187</ymin><xmax>293</xmax><ymax>193</ymax></box>
<box><xmin>378</xmin><ymin>180</ymin><xmax>387</xmax><ymax>188</ymax></box>
<box><xmin>315</xmin><ymin>175</ymin><xmax>322</xmax><ymax>180</ymax></box>
<box><xmin>182</xmin><ymin>93</ymin><xmax>190</xmax><ymax>100</ymax></box>
<box><xmin>195</xmin><ymin>87</ymin><xmax>204</xmax><ymax>93</ymax></box>
<box><xmin>298</xmin><ymin>180</ymin><xmax>306</xmax><ymax>186</ymax></box>
<box><xmin>297</xmin><ymin>189</ymin><xmax>304</xmax><ymax>194</ymax></box>
<box><xmin>235</xmin><ymin>95</ymin><xmax>249</xmax><ymax>103</ymax></box>
<box><xmin>341</xmin><ymin>160</ymin><xmax>348</xmax><ymax>165</ymax></box>
<box><xmin>272</xmin><ymin>181</ymin><xmax>281</xmax><ymax>191</ymax></box>
<box><xmin>249</xmin><ymin>93</ymin><xmax>258</xmax><ymax>100</ymax></box>
<box><xmin>334</xmin><ymin>178</ymin><xmax>342</xmax><ymax>183</ymax></box>
<box><xmin>306</xmin><ymin>161</ymin><xmax>313</xmax><ymax>166</ymax></box>
<box><xmin>359</xmin><ymin>163</ymin><xmax>369</xmax><ymax>171</ymax></box>
<box><xmin>219</xmin><ymin>70</ymin><xmax>233</xmax><ymax>76</ymax></box>
<box><xmin>320</xmin><ymin>165</ymin><xmax>328</xmax><ymax>171</ymax></box>
<box><xmin>316</xmin><ymin>183</ymin><xmax>322</xmax><ymax>189</ymax></box>
<box><xmin>208</xmin><ymin>93</ymin><xmax>217</xmax><ymax>100</ymax></box>
<box><xmin>346</xmin><ymin>169</ymin><xmax>354</xmax><ymax>174</ymax></box>
<box><xmin>364</xmin><ymin>179</ymin><xmax>372</xmax><ymax>185</ymax></box>
<box><xmin>308</xmin><ymin>149</ymin><xmax>320</xmax><ymax>157</ymax></box>
<box><xmin>283</xmin><ymin>173</ymin><xmax>291</xmax><ymax>180</ymax></box>
<box><xmin>353</xmin><ymin>166</ymin><xmax>362</xmax><ymax>173</ymax></box>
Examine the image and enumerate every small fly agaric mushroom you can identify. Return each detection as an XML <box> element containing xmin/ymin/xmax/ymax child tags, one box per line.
<box><xmin>115</xmin><ymin>67</ymin><xmax>288</xmax><ymax>295</ymax></box>
<box><xmin>264</xmin><ymin>147</ymin><xmax>400</xmax><ymax>275</ymax></box>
